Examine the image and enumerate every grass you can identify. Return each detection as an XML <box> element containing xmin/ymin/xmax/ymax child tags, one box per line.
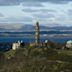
<box><xmin>4</xmin><ymin>50</ymin><xmax>16</xmax><ymax>59</ymax></box>
<box><xmin>58</xmin><ymin>50</ymin><xmax>72</xmax><ymax>55</ymax></box>
<box><xmin>0</xmin><ymin>46</ymin><xmax>72</xmax><ymax>72</ymax></box>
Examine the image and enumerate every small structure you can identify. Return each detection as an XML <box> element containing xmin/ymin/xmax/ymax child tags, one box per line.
<box><xmin>66</xmin><ymin>40</ymin><xmax>72</xmax><ymax>49</ymax></box>
<box><xmin>30</xmin><ymin>43</ymin><xmax>36</xmax><ymax>47</ymax></box>
<box><xmin>44</xmin><ymin>40</ymin><xmax>48</xmax><ymax>47</ymax></box>
<box><xmin>12</xmin><ymin>41</ymin><xmax>21</xmax><ymax>50</ymax></box>
<box><xmin>45</xmin><ymin>40</ymin><xmax>48</xmax><ymax>43</ymax></box>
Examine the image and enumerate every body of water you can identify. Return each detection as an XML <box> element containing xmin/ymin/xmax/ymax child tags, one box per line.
<box><xmin>0</xmin><ymin>31</ymin><xmax>72</xmax><ymax>44</ymax></box>
<box><xmin>0</xmin><ymin>30</ymin><xmax>72</xmax><ymax>34</ymax></box>
<box><xmin>0</xmin><ymin>37</ymin><xmax>72</xmax><ymax>44</ymax></box>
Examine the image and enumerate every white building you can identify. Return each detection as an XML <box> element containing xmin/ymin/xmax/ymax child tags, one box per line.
<box><xmin>66</xmin><ymin>40</ymin><xmax>72</xmax><ymax>48</ymax></box>
<box><xmin>45</xmin><ymin>40</ymin><xmax>48</xmax><ymax>43</ymax></box>
<box><xmin>12</xmin><ymin>41</ymin><xmax>22</xmax><ymax>50</ymax></box>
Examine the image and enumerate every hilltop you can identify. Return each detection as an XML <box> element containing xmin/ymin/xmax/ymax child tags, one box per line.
<box><xmin>0</xmin><ymin>46</ymin><xmax>72</xmax><ymax>72</ymax></box>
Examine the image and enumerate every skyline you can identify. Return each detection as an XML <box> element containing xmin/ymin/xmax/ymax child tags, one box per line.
<box><xmin>0</xmin><ymin>0</ymin><xmax>72</xmax><ymax>27</ymax></box>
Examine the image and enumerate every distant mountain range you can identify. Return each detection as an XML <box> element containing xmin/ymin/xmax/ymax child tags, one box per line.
<box><xmin>0</xmin><ymin>24</ymin><xmax>72</xmax><ymax>32</ymax></box>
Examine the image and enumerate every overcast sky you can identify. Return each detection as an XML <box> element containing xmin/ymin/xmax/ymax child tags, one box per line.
<box><xmin>0</xmin><ymin>0</ymin><xmax>72</xmax><ymax>26</ymax></box>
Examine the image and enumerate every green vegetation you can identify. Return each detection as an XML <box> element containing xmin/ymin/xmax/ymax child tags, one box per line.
<box><xmin>0</xmin><ymin>46</ymin><xmax>72</xmax><ymax>72</ymax></box>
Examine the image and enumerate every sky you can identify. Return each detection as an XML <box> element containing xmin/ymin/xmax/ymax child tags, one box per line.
<box><xmin>0</xmin><ymin>0</ymin><xmax>72</xmax><ymax>26</ymax></box>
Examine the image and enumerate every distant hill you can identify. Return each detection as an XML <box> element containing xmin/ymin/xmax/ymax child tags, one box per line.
<box><xmin>0</xmin><ymin>24</ymin><xmax>72</xmax><ymax>32</ymax></box>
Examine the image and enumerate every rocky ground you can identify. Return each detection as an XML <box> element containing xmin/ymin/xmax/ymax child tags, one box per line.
<box><xmin>0</xmin><ymin>46</ymin><xmax>72</xmax><ymax>72</ymax></box>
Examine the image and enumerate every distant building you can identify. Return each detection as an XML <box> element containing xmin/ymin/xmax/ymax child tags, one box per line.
<box><xmin>35</xmin><ymin>22</ymin><xmax>40</xmax><ymax>45</ymax></box>
<box><xmin>66</xmin><ymin>40</ymin><xmax>72</xmax><ymax>49</ymax></box>
<box><xmin>45</xmin><ymin>40</ymin><xmax>48</xmax><ymax>43</ymax></box>
<box><xmin>12</xmin><ymin>41</ymin><xmax>21</xmax><ymax>50</ymax></box>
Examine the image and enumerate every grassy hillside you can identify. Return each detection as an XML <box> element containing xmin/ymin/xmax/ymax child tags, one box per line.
<box><xmin>0</xmin><ymin>46</ymin><xmax>72</xmax><ymax>72</ymax></box>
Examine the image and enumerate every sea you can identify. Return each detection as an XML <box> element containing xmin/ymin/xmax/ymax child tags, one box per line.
<box><xmin>0</xmin><ymin>31</ymin><xmax>72</xmax><ymax>51</ymax></box>
<box><xmin>0</xmin><ymin>37</ymin><xmax>72</xmax><ymax>44</ymax></box>
<box><xmin>0</xmin><ymin>31</ymin><xmax>72</xmax><ymax>44</ymax></box>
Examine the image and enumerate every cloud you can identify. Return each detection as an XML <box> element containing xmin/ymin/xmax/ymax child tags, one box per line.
<box><xmin>0</xmin><ymin>0</ymin><xmax>72</xmax><ymax>26</ymax></box>
<box><xmin>0</xmin><ymin>16</ymin><xmax>34</xmax><ymax>23</ymax></box>
<box><xmin>22</xmin><ymin>2</ymin><xmax>43</xmax><ymax>7</ymax></box>
<box><xmin>42</xmin><ymin>0</ymin><xmax>71</xmax><ymax>4</ymax></box>
<box><xmin>33</xmin><ymin>13</ymin><xmax>55</xmax><ymax>19</ymax></box>
<box><xmin>40</xmin><ymin>9</ymin><xmax>56</xmax><ymax>12</ymax></box>
<box><xmin>22</xmin><ymin>8</ymin><xmax>39</xmax><ymax>12</ymax></box>
<box><xmin>0</xmin><ymin>13</ymin><xmax>4</xmax><ymax>17</ymax></box>
<box><xmin>0</xmin><ymin>0</ymin><xmax>20</xmax><ymax>6</ymax></box>
<box><xmin>67</xmin><ymin>9</ymin><xmax>72</xmax><ymax>15</ymax></box>
<box><xmin>0</xmin><ymin>0</ymin><xmax>72</xmax><ymax>6</ymax></box>
<box><xmin>67</xmin><ymin>9</ymin><xmax>72</xmax><ymax>19</ymax></box>
<box><xmin>22</xmin><ymin>2</ymin><xmax>57</xmax><ymax>21</ymax></box>
<box><xmin>22</xmin><ymin>8</ymin><xmax>56</xmax><ymax>13</ymax></box>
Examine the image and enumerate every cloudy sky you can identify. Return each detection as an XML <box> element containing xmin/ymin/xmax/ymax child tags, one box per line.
<box><xmin>0</xmin><ymin>0</ymin><xmax>72</xmax><ymax>26</ymax></box>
